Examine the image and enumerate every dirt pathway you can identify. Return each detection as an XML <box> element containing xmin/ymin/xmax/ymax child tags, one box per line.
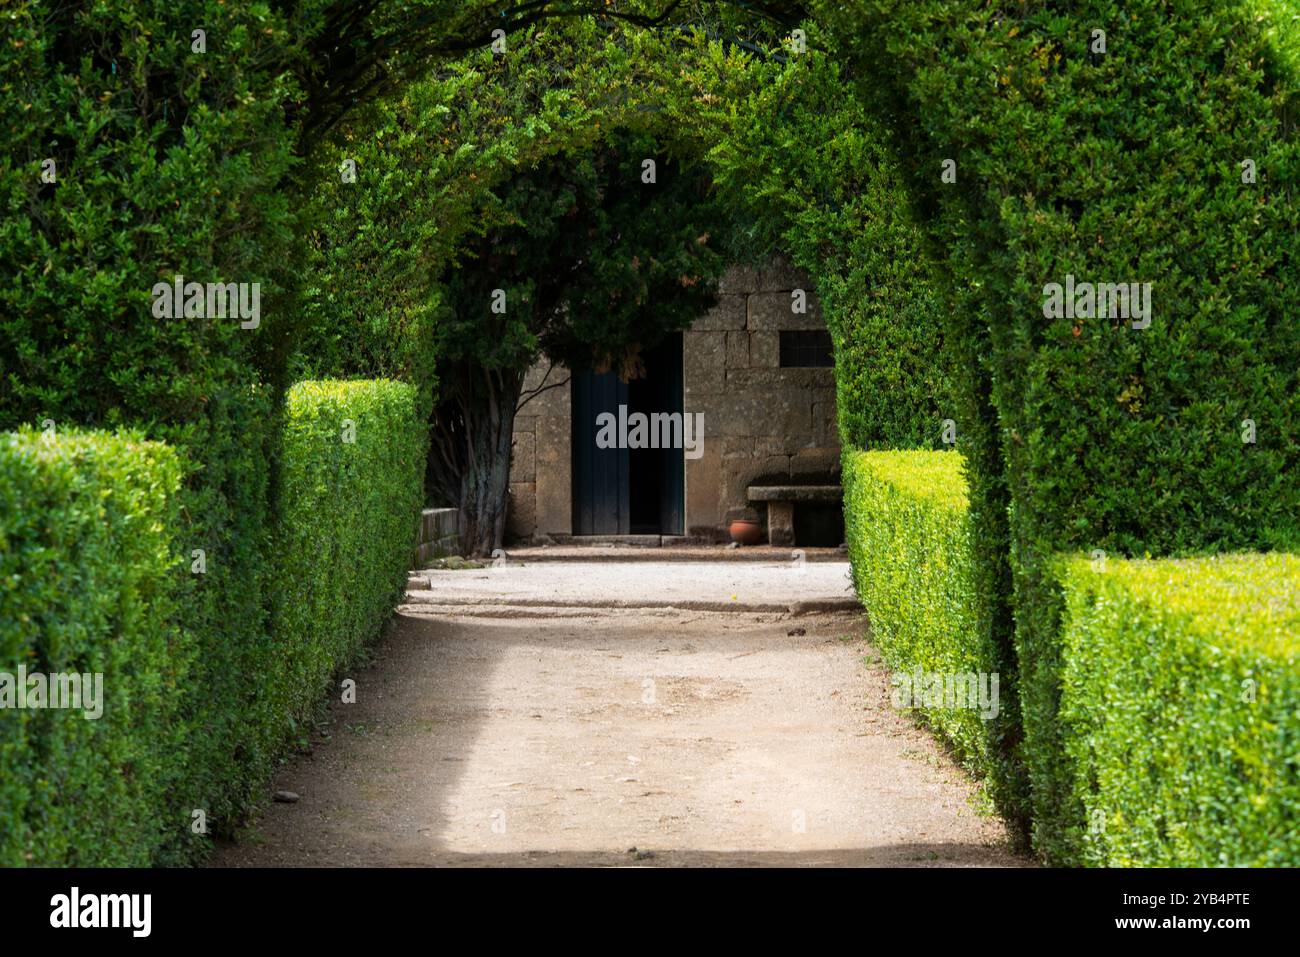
<box><xmin>211</xmin><ymin>560</ymin><xmax>1023</xmax><ymax>867</ymax></box>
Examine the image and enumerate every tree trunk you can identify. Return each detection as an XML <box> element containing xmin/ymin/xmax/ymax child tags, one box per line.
<box><xmin>428</xmin><ymin>362</ymin><xmax>524</xmax><ymax>557</ymax></box>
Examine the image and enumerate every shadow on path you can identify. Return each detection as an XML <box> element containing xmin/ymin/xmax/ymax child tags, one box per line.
<box><xmin>212</xmin><ymin>566</ymin><xmax>1025</xmax><ymax>867</ymax></box>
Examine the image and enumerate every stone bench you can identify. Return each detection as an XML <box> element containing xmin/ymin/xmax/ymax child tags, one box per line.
<box><xmin>746</xmin><ymin>485</ymin><xmax>842</xmax><ymax>546</ymax></box>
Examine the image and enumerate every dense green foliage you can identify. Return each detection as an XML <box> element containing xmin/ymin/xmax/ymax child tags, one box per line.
<box><xmin>271</xmin><ymin>380</ymin><xmax>427</xmax><ymax>730</ymax></box>
<box><xmin>808</xmin><ymin>0</ymin><xmax>1300</xmax><ymax>546</ymax></box>
<box><xmin>1054</xmin><ymin>553</ymin><xmax>1300</xmax><ymax>866</ymax></box>
<box><xmin>701</xmin><ymin>38</ymin><xmax>953</xmax><ymax>450</ymax></box>
<box><xmin>295</xmin><ymin>21</ymin><xmax>632</xmax><ymax>397</ymax></box>
<box><xmin>6</xmin><ymin>0</ymin><xmax>1300</xmax><ymax>868</ymax></box>
<box><xmin>0</xmin><ymin>428</ymin><xmax>184</xmax><ymax>865</ymax></box>
<box><xmin>439</xmin><ymin>133</ymin><xmax>725</xmax><ymax>383</ymax></box>
<box><xmin>0</xmin><ymin>380</ymin><xmax>422</xmax><ymax>864</ymax></box>
<box><xmin>1</xmin><ymin>2</ymin><xmax>301</xmax><ymax>418</ymax></box>
<box><xmin>808</xmin><ymin>0</ymin><xmax>1300</xmax><ymax>855</ymax></box>
<box><xmin>0</xmin><ymin>0</ymin><xmax>303</xmax><ymax>851</ymax></box>
<box><xmin>842</xmin><ymin>450</ymin><xmax>1022</xmax><ymax>822</ymax></box>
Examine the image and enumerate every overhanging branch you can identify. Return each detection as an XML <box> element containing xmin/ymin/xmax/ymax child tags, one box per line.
<box><xmin>298</xmin><ymin>0</ymin><xmax>810</xmax><ymax>148</ymax></box>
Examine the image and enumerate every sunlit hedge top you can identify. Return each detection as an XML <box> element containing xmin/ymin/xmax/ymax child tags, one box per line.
<box><xmin>853</xmin><ymin>449</ymin><xmax>970</xmax><ymax>511</ymax></box>
<box><xmin>1056</xmin><ymin>552</ymin><xmax>1300</xmax><ymax>659</ymax></box>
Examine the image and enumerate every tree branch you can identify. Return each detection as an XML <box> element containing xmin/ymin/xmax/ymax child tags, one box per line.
<box><xmin>297</xmin><ymin>0</ymin><xmax>810</xmax><ymax>149</ymax></box>
<box><xmin>516</xmin><ymin>362</ymin><xmax>571</xmax><ymax>412</ymax></box>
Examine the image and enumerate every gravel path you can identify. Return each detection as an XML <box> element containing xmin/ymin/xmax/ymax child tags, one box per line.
<box><xmin>405</xmin><ymin>558</ymin><xmax>860</xmax><ymax>613</ymax></box>
<box><xmin>211</xmin><ymin>560</ymin><xmax>1023</xmax><ymax>867</ymax></box>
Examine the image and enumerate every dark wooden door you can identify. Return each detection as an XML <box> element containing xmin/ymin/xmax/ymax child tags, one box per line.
<box><xmin>572</xmin><ymin>334</ymin><xmax>684</xmax><ymax>536</ymax></box>
<box><xmin>647</xmin><ymin>333</ymin><xmax>684</xmax><ymax>536</ymax></box>
<box><xmin>572</xmin><ymin>367</ymin><xmax>629</xmax><ymax>534</ymax></box>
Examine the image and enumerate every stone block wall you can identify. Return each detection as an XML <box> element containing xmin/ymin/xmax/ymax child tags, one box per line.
<box><xmin>506</xmin><ymin>254</ymin><xmax>841</xmax><ymax>542</ymax></box>
<box><xmin>683</xmin><ymin>255</ymin><xmax>840</xmax><ymax>540</ymax></box>
<box><xmin>509</xmin><ymin>363</ymin><xmax>571</xmax><ymax>540</ymax></box>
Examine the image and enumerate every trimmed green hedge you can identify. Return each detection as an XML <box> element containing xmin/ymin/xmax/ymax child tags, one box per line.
<box><xmin>1053</xmin><ymin>552</ymin><xmax>1300</xmax><ymax>867</ymax></box>
<box><xmin>266</xmin><ymin>380</ymin><xmax>426</xmax><ymax>743</ymax></box>
<box><xmin>843</xmin><ymin>449</ymin><xmax>1023</xmax><ymax>822</ymax></box>
<box><xmin>0</xmin><ymin>428</ymin><xmax>184</xmax><ymax>866</ymax></box>
<box><xmin>1</xmin><ymin>380</ymin><xmax>424</xmax><ymax>865</ymax></box>
<box><xmin>703</xmin><ymin>40</ymin><xmax>953</xmax><ymax>451</ymax></box>
<box><xmin>813</xmin><ymin>0</ymin><xmax>1300</xmax><ymax>857</ymax></box>
<box><xmin>0</xmin><ymin>0</ymin><xmax>297</xmax><ymax>855</ymax></box>
<box><xmin>844</xmin><ymin>453</ymin><xmax>1300</xmax><ymax>865</ymax></box>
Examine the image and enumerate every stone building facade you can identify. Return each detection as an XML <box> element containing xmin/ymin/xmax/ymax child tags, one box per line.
<box><xmin>506</xmin><ymin>255</ymin><xmax>841</xmax><ymax>544</ymax></box>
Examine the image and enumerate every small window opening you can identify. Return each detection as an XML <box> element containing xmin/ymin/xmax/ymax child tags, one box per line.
<box><xmin>778</xmin><ymin>330</ymin><xmax>833</xmax><ymax>368</ymax></box>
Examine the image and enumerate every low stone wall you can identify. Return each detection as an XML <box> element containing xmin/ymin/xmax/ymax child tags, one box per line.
<box><xmin>415</xmin><ymin>507</ymin><xmax>460</xmax><ymax>565</ymax></box>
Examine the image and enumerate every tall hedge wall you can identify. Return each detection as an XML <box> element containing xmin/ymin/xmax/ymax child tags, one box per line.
<box><xmin>0</xmin><ymin>428</ymin><xmax>184</xmax><ymax>866</ymax></box>
<box><xmin>810</xmin><ymin>0</ymin><xmax>1300</xmax><ymax>855</ymax></box>
<box><xmin>0</xmin><ymin>0</ymin><xmax>304</xmax><ymax>854</ymax></box>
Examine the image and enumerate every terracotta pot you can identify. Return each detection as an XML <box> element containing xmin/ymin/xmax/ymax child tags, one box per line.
<box><xmin>728</xmin><ymin>519</ymin><xmax>763</xmax><ymax>546</ymax></box>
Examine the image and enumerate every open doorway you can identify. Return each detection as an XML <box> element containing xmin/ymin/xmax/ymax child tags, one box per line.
<box><xmin>571</xmin><ymin>334</ymin><xmax>684</xmax><ymax>535</ymax></box>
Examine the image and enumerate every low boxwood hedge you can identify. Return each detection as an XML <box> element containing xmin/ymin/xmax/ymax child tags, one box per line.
<box><xmin>264</xmin><ymin>380</ymin><xmax>426</xmax><ymax>746</ymax></box>
<box><xmin>845</xmin><ymin>449</ymin><xmax>1300</xmax><ymax>865</ymax></box>
<box><xmin>843</xmin><ymin>449</ymin><xmax>1023</xmax><ymax>822</ymax></box>
<box><xmin>0</xmin><ymin>427</ymin><xmax>184</xmax><ymax>866</ymax></box>
<box><xmin>1053</xmin><ymin>552</ymin><xmax>1300</xmax><ymax>867</ymax></box>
